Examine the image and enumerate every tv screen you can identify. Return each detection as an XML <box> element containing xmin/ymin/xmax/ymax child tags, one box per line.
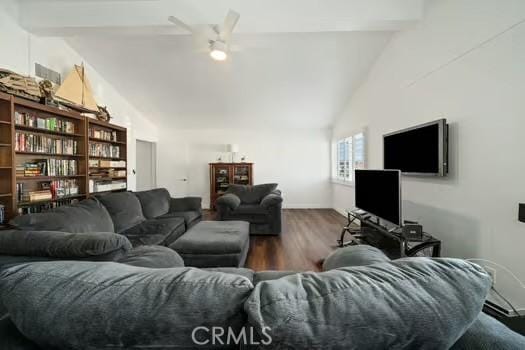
<box><xmin>383</xmin><ymin>119</ymin><xmax>448</xmax><ymax>176</ymax></box>
<box><xmin>355</xmin><ymin>169</ymin><xmax>401</xmax><ymax>226</ymax></box>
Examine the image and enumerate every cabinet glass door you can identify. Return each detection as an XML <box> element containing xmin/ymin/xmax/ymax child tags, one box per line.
<box><xmin>233</xmin><ymin>165</ymin><xmax>250</xmax><ymax>185</ymax></box>
<box><xmin>214</xmin><ymin>166</ymin><xmax>231</xmax><ymax>195</ymax></box>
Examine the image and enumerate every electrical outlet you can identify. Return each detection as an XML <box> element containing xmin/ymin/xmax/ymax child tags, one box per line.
<box><xmin>484</xmin><ymin>267</ymin><xmax>496</xmax><ymax>287</ymax></box>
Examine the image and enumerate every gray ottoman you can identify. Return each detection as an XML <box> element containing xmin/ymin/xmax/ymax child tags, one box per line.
<box><xmin>169</xmin><ymin>221</ymin><xmax>250</xmax><ymax>268</ymax></box>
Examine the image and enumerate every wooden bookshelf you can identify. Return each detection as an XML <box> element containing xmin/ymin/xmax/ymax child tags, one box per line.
<box><xmin>0</xmin><ymin>93</ymin><xmax>128</xmax><ymax>222</ymax></box>
<box><xmin>87</xmin><ymin>118</ymin><xmax>127</xmax><ymax>195</ymax></box>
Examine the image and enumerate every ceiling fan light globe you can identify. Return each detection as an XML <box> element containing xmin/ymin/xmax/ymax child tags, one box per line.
<box><xmin>210</xmin><ymin>49</ymin><xmax>228</xmax><ymax>61</ymax></box>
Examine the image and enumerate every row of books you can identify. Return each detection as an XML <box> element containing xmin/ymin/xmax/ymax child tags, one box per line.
<box><xmin>89</xmin><ymin>169</ymin><xmax>126</xmax><ymax>178</ymax></box>
<box><xmin>15</xmin><ymin>111</ymin><xmax>75</xmax><ymax>134</ymax></box>
<box><xmin>16</xmin><ymin>180</ymin><xmax>80</xmax><ymax>202</ymax></box>
<box><xmin>0</xmin><ymin>204</ymin><xmax>5</xmax><ymax>224</ymax></box>
<box><xmin>89</xmin><ymin>143</ymin><xmax>120</xmax><ymax>158</ymax></box>
<box><xmin>15</xmin><ymin>132</ymin><xmax>78</xmax><ymax>155</ymax></box>
<box><xmin>17</xmin><ymin>198</ymin><xmax>81</xmax><ymax>215</ymax></box>
<box><xmin>89</xmin><ymin>179</ymin><xmax>127</xmax><ymax>193</ymax></box>
<box><xmin>16</xmin><ymin>159</ymin><xmax>78</xmax><ymax>177</ymax></box>
<box><xmin>89</xmin><ymin>159</ymin><xmax>126</xmax><ymax>168</ymax></box>
<box><xmin>89</xmin><ymin>128</ymin><xmax>117</xmax><ymax>141</ymax></box>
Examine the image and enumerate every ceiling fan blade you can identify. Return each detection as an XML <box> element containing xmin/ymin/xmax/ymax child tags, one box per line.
<box><xmin>168</xmin><ymin>16</ymin><xmax>194</xmax><ymax>34</ymax></box>
<box><xmin>219</xmin><ymin>9</ymin><xmax>240</xmax><ymax>42</ymax></box>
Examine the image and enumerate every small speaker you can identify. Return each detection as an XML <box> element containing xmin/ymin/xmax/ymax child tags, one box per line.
<box><xmin>519</xmin><ymin>203</ymin><xmax>525</xmax><ymax>223</ymax></box>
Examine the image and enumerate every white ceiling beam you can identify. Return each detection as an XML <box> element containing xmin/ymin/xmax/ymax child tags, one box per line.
<box><xmin>17</xmin><ymin>0</ymin><xmax>425</xmax><ymax>37</ymax></box>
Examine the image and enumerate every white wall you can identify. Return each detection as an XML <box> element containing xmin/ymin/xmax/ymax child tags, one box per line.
<box><xmin>332</xmin><ymin>0</ymin><xmax>525</xmax><ymax>309</ymax></box>
<box><xmin>157</xmin><ymin>128</ymin><xmax>332</xmax><ymax>209</ymax></box>
<box><xmin>0</xmin><ymin>4</ymin><xmax>158</xmax><ymax>190</ymax></box>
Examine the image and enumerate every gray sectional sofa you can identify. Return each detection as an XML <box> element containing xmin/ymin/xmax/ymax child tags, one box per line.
<box><xmin>5</xmin><ymin>188</ymin><xmax>253</xmax><ymax>268</ymax></box>
<box><xmin>10</xmin><ymin>188</ymin><xmax>202</xmax><ymax>247</ymax></box>
<box><xmin>0</xmin><ymin>245</ymin><xmax>523</xmax><ymax>349</ymax></box>
<box><xmin>216</xmin><ymin>183</ymin><xmax>283</xmax><ymax>235</ymax></box>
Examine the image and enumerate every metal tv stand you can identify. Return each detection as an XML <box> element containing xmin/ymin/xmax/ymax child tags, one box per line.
<box><xmin>338</xmin><ymin>209</ymin><xmax>441</xmax><ymax>259</ymax></box>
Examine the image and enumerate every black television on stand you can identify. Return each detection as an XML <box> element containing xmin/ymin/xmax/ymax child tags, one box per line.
<box><xmin>383</xmin><ymin>119</ymin><xmax>448</xmax><ymax>176</ymax></box>
<box><xmin>355</xmin><ymin>169</ymin><xmax>402</xmax><ymax>227</ymax></box>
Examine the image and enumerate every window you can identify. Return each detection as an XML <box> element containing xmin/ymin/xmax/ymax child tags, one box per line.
<box><xmin>333</xmin><ymin>132</ymin><xmax>366</xmax><ymax>183</ymax></box>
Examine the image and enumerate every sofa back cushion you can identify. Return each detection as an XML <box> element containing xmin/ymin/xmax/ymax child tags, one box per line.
<box><xmin>9</xmin><ymin>198</ymin><xmax>114</xmax><ymax>233</ymax></box>
<box><xmin>96</xmin><ymin>192</ymin><xmax>146</xmax><ymax>233</ymax></box>
<box><xmin>0</xmin><ymin>262</ymin><xmax>253</xmax><ymax>349</ymax></box>
<box><xmin>245</xmin><ymin>258</ymin><xmax>490</xmax><ymax>349</ymax></box>
<box><xmin>0</xmin><ymin>230</ymin><xmax>132</xmax><ymax>261</ymax></box>
<box><xmin>227</xmin><ymin>183</ymin><xmax>278</xmax><ymax>204</ymax></box>
<box><xmin>134</xmin><ymin>188</ymin><xmax>170</xmax><ymax>219</ymax></box>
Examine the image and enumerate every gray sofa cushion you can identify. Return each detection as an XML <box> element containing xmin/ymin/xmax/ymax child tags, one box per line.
<box><xmin>253</xmin><ymin>271</ymin><xmax>296</xmax><ymax>285</ymax></box>
<box><xmin>203</xmin><ymin>267</ymin><xmax>254</xmax><ymax>282</ymax></box>
<box><xmin>116</xmin><ymin>245</ymin><xmax>185</xmax><ymax>268</ymax></box>
<box><xmin>245</xmin><ymin>258</ymin><xmax>491</xmax><ymax>349</ymax></box>
<box><xmin>9</xmin><ymin>198</ymin><xmax>114</xmax><ymax>233</ymax></box>
<box><xmin>452</xmin><ymin>312</ymin><xmax>525</xmax><ymax>349</ymax></box>
<box><xmin>0</xmin><ymin>316</ymin><xmax>41</xmax><ymax>350</ymax></box>
<box><xmin>323</xmin><ymin>245</ymin><xmax>391</xmax><ymax>270</ymax></box>
<box><xmin>134</xmin><ymin>188</ymin><xmax>170</xmax><ymax>219</ymax></box>
<box><xmin>0</xmin><ymin>230</ymin><xmax>131</xmax><ymax>261</ymax></box>
<box><xmin>120</xmin><ymin>216</ymin><xmax>185</xmax><ymax>246</ymax></box>
<box><xmin>227</xmin><ymin>183</ymin><xmax>278</xmax><ymax>204</ymax></box>
<box><xmin>0</xmin><ymin>261</ymin><xmax>253</xmax><ymax>349</ymax></box>
<box><xmin>159</xmin><ymin>211</ymin><xmax>201</xmax><ymax>228</ymax></box>
<box><xmin>96</xmin><ymin>192</ymin><xmax>146</xmax><ymax>233</ymax></box>
<box><xmin>216</xmin><ymin>193</ymin><xmax>241</xmax><ymax>210</ymax></box>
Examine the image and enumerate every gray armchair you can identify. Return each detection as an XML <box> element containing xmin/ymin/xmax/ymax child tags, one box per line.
<box><xmin>215</xmin><ymin>183</ymin><xmax>283</xmax><ymax>235</ymax></box>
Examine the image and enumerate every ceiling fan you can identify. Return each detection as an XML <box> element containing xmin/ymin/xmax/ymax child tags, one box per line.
<box><xmin>168</xmin><ymin>10</ymin><xmax>240</xmax><ymax>61</ymax></box>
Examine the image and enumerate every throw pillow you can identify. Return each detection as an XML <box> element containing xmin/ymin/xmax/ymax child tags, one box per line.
<box><xmin>0</xmin><ymin>262</ymin><xmax>253</xmax><ymax>349</ymax></box>
<box><xmin>227</xmin><ymin>183</ymin><xmax>278</xmax><ymax>204</ymax></box>
<box><xmin>245</xmin><ymin>258</ymin><xmax>491</xmax><ymax>349</ymax></box>
<box><xmin>0</xmin><ymin>230</ymin><xmax>131</xmax><ymax>261</ymax></box>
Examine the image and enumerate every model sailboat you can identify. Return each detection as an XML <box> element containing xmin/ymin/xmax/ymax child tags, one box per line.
<box><xmin>55</xmin><ymin>64</ymin><xmax>99</xmax><ymax>112</ymax></box>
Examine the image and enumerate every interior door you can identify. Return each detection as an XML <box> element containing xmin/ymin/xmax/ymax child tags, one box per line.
<box><xmin>135</xmin><ymin>140</ymin><xmax>156</xmax><ymax>191</ymax></box>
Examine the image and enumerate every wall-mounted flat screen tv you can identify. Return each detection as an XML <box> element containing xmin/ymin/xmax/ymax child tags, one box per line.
<box><xmin>355</xmin><ymin>169</ymin><xmax>402</xmax><ymax>226</ymax></box>
<box><xmin>383</xmin><ymin>118</ymin><xmax>448</xmax><ymax>176</ymax></box>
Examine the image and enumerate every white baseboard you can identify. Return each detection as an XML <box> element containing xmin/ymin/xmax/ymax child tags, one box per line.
<box><xmin>203</xmin><ymin>203</ymin><xmax>333</xmax><ymax>210</ymax></box>
<box><xmin>283</xmin><ymin>204</ymin><xmax>332</xmax><ymax>209</ymax></box>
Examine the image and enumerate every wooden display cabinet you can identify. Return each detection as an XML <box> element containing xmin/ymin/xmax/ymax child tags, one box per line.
<box><xmin>209</xmin><ymin>162</ymin><xmax>253</xmax><ymax>209</ymax></box>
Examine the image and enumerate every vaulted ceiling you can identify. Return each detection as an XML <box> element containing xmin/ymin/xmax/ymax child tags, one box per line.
<box><xmin>14</xmin><ymin>0</ymin><xmax>425</xmax><ymax>129</ymax></box>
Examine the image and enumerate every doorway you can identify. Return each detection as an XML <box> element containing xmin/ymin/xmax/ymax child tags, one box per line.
<box><xmin>136</xmin><ymin>140</ymin><xmax>157</xmax><ymax>191</ymax></box>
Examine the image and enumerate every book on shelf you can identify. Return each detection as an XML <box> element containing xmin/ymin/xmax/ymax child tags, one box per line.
<box><xmin>0</xmin><ymin>204</ymin><xmax>5</xmax><ymax>224</ymax></box>
<box><xmin>15</xmin><ymin>132</ymin><xmax>78</xmax><ymax>155</ymax></box>
<box><xmin>89</xmin><ymin>179</ymin><xmax>126</xmax><ymax>193</ymax></box>
<box><xmin>15</xmin><ymin>111</ymin><xmax>75</xmax><ymax>134</ymax></box>
<box><xmin>17</xmin><ymin>179</ymin><xmax>80</xmax><ymax>202</ymax></box>
<box><xmin>28</xmin><ymin>190</ymin><xmax>53</xmax><ymax>202</ymax></box>
<box><xmin>17</xmin><ymin>159</ymin><xmax>78</xmax><ymax>177</ymax></box>
<box><xmin>89</xmin><ymin>128</ymin><xmax>117</xmax><ymax>142</ymax></box>
<box><xmin>89</xmin><ymin>142</ymin><xmax>120</xmax><ymax>158</ymax></box>
<box><xmin>90</xmin><ymin>160</ymin><xmax>126</xmax><ymax>168</ymax></box>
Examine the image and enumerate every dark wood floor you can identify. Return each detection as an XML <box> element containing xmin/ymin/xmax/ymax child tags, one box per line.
<box><xmin>204</xmin><ymin>209</ymin><xmax>347</xmax><ymax>272</ymax></box>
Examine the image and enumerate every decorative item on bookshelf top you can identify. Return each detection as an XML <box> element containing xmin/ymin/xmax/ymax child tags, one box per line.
<box><xmin>0</xmin><ymin>69</ymin><xmax>41</xmax><ymax>102</ymax></box>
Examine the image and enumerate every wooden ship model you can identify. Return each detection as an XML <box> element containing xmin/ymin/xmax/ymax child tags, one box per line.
<box><xmin>0</xmin><ymin>69</ymin><xmax>41</xmax><ymax>102</ymax></box>
<box><xmin>55</xmin><ymin>64</ymin><xmax>99</xmax><ymax>113</ymax></box>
